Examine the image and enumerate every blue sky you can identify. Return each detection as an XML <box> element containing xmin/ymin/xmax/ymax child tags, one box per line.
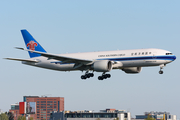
<box><xmin>0</xmin><ymin>0</ymin><xmax>180</xmax><ymax>118</ymax></box>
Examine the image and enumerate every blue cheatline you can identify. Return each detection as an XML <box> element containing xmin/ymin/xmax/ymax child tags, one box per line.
<box><xmin>98</xmin><ymin>55</ymin><xmax>176</xmax><ymax>61</ymax></box>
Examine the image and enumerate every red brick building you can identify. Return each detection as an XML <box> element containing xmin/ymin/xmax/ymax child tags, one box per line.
<box><xmin>9</xmin><ymin>96</ymin><xmax>64</xmax><ymax>120</ymax></box>
<box><xmin>24</xmin><ymin>96</ymin><xmax>64</xmax><ymax>120</ymax></box>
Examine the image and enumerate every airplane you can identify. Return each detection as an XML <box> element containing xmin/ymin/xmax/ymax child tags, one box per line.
<box><xmin>5</xmin><ymin>29</ymin><xmax>176</xmax><ymax>80</ymax></box>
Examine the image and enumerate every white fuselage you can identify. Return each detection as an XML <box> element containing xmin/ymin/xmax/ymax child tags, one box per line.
<box><xmin>22</xmin><ymin>48</ymin><xmax>176</xmax><ymax>72</ymax></box>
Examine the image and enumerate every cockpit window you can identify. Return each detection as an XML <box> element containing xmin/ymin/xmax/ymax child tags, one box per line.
<box><xmin>166</xmin><ymin>53</ymin><xmax>173</xmax><ymax>55</ymax></box>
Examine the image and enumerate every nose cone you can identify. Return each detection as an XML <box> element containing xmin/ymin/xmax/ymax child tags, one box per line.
<box><xmin>173</xmin><ymin>55</ymin><xmax>176</xmax><ymax>61</ymax></box>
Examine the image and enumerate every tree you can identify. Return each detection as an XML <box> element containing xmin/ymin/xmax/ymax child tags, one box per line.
<box><xmin>114</xmin><ymin>117</ymin><xmax>119</xmax><ymax>120</ymax></box>
<box><xmin>96</xmin><ymin>118</ymin><xmax>101</xmax><ymax>120</ymax></box>
<box><xmin>6</xmin><ymin>112</ymin><xmax>14</xmax><ymax>120</ymax></box>
<box><xmin>29</xmin><ymin>117</ymin><xmax>33</xmax><ymax>120</ymax></box>
<box><xmin>17</xmin><ymin>116</ymin><xmax>26</xmax><ymax>120</ymax></box>
<box><xmin>145</xmin><ymin>115</ymin><xmax>156</xmax><ymax>120</ymax></box>
<box><xmin>0</xmin><ymin>113</ymin><xmax>9</xmax><ymax>120</ymax></box>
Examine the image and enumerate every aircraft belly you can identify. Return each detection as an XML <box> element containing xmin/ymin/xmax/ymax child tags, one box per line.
<box><xmin>144</xmin><ymin>60</ymin><xmax>166</xmax><ymax>66</ymax></box>
<box><xmin>23</xmin><ymin>61</ymin><xmax>75</xmax><ymax>71</ymax></box>
<box><xmin>41</xmin><ymin>63</ymin><xmax>75</xmax><ymax>71</ymax></box>
<box><xmin>121</xmin><ymin>60</ymin><xmax>145</xmax><ymax>67</ymax></box>
<box><xmin>166</xmin><ymin>60</ymin><xmax>173</xmax><ymax>64</ymax></box>
<box><xmin>121</xmin><ymin>60</ymin><xmax>167</xmax><ymax>67</ymax></box>
<box><xmin>57</xmin><ymin>64</ymin><xmax>75</xmax><ymax>71</ymax></box>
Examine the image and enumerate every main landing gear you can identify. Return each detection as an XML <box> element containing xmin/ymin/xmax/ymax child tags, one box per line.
<box><xmin>81</xmin><ymin>71</ymin><xmax>111</xmax><ymax>80</ymax></box>
<box><xmin>81</xmin><ymin>71</ymin><xmax>94</xmax><ymax>80</ymax></box>
<box><xmin>98</xmin><ymin>73</ymin><xmax>111</xmax><ymax>80</ymax></box>
<box><xmin>159</xmin><ymin>64</ymin><xmax>165</xmax><ymax>74</ymax></box>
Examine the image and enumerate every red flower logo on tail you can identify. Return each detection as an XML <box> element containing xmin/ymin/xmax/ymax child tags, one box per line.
<box><xmin>27</xmin><ymin>41</ymin><xmax>38</xmax><ymax>52</ymax></box>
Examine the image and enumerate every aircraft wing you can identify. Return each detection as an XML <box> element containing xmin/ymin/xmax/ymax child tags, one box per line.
<box><xmin>4</xmin><ymin>58</ymin><xmax>39</xmax><ymax>62</ymax></box>
<box><xmin>15</xmin><ymin>47</ymin><xmax>93</xmax><ymax>65</ymax></box>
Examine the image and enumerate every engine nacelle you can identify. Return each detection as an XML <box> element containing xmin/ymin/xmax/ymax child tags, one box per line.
<box><xmin>122</xmin><ymin>67</ymin><xmax>142</xmax><ymax>74</ymax></box>
<box><xmin>92</xmin><ymin>60</ymin><xmax>112</xmax><ymax>72</ymax></box>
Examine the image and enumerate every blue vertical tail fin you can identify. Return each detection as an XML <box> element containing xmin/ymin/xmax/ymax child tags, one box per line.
<box><xmin>21</xmin><ymin>29</ymin><xmax>46</xmax><ymax>58</ymax></box>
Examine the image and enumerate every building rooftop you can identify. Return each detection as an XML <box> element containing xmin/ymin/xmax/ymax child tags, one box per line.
<box><xmin>23</xmin><ymin>96</ymin><xmax>39</xmax><ymax>98</ymax></box>
<box><xmin>10</xmin><ymin>103</ymin><xmax>19</xmax><ymax>106</ymax></box>
<box><xmin>23</xmin><ymin>96</ymin><xmax>63</xmax><ymax>98</ymax></box>
<box><xmin>65</xmin><ymin>109</ymin><xmax>127</xmax><ymax>114</ymax></box>
<box><xmin>144</xmin><ymin>111</ymin><xmax>170</xmax><ymax>115</ymax></box>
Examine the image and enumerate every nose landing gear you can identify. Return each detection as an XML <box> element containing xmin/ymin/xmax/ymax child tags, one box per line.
<box><xmin>159</xmin><ymin>64</ymin><xmax>165</xmax><ymax>74</ymax></box>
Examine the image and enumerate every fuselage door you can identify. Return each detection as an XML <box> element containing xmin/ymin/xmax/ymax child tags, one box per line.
<box><xmin>152</xmin><ymin>52</ymin><xmax>157</xmax><ymax>59</ymax></box>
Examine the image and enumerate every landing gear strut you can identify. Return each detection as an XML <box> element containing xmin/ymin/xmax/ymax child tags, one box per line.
<box><xmin>81</xmin><ymin>71</ymin><xmax>94</xmax><ymax>80</ymax></box>
<box><xmin>98</xmin><ymin>72</ymin><xmax>111</xmax><ymax>80</ymax></box>
<box><xmin>159</xmin><ymin>64</ymin><xmax>165</xmax><ymax>74</ymax></box>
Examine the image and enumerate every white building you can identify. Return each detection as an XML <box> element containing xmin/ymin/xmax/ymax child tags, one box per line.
<box><xmin>136</xmin><ymin>111</ymin><xmax>176</xmax><ymax>120</ymax></box>
<box><xmin>0</xmin><ymin>109</ymin><xmax>4</xmax><ymax>114</ymax></box>
<box><xmin>50</xmin><ymin>109</ymin><xmax>131</xmax><ymax>120</ymax></box>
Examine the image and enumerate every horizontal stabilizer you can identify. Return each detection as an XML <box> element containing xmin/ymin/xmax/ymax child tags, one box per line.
<box><xmin>4</xmin><ymin>58</ymin><xmax>38</xmax><ymax>62</ymax></box>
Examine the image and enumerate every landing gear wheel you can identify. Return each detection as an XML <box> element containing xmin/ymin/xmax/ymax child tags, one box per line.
<box><xmin>102</xmin><ymin>75</ymin><xmax>107</xmax><ymax>79</ymax></box>
<box><xmin>107</xmin><ymin>74</ymin><xmax>111</xmax><ymax>78</ymax></box>
<box><xmin>90</xmin><ymin>73</ymin><xmax>94</xmax><ymax>77</ymax></box>
<box><xmin>81</xmin><ymin>75</ymin><xmax>86</xmax><ymax>80</ymax></box>
<box><xmin>85</xmin><ymin>74</ymin><xmax>90</xmax><ymax>78</ymax></box>
<box><xmin>98</xmin><ymin>76</ymin><xmax>103</xmax><ymax>80</ymax></box>
<box><xmin>159</xmin><ymin>71</ymin><xmax>163</xmax><ymax>74</ymax></box>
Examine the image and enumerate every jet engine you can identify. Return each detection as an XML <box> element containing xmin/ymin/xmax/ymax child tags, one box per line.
<box><xmin>92</xmin><ymin>60</ymin><xmax>112</xmax><ymax>72</ymax></box>
<box><xmin>122</xmin><ymin>67</ymin><xmax>142</xmax><ymax>74</ymax></box>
